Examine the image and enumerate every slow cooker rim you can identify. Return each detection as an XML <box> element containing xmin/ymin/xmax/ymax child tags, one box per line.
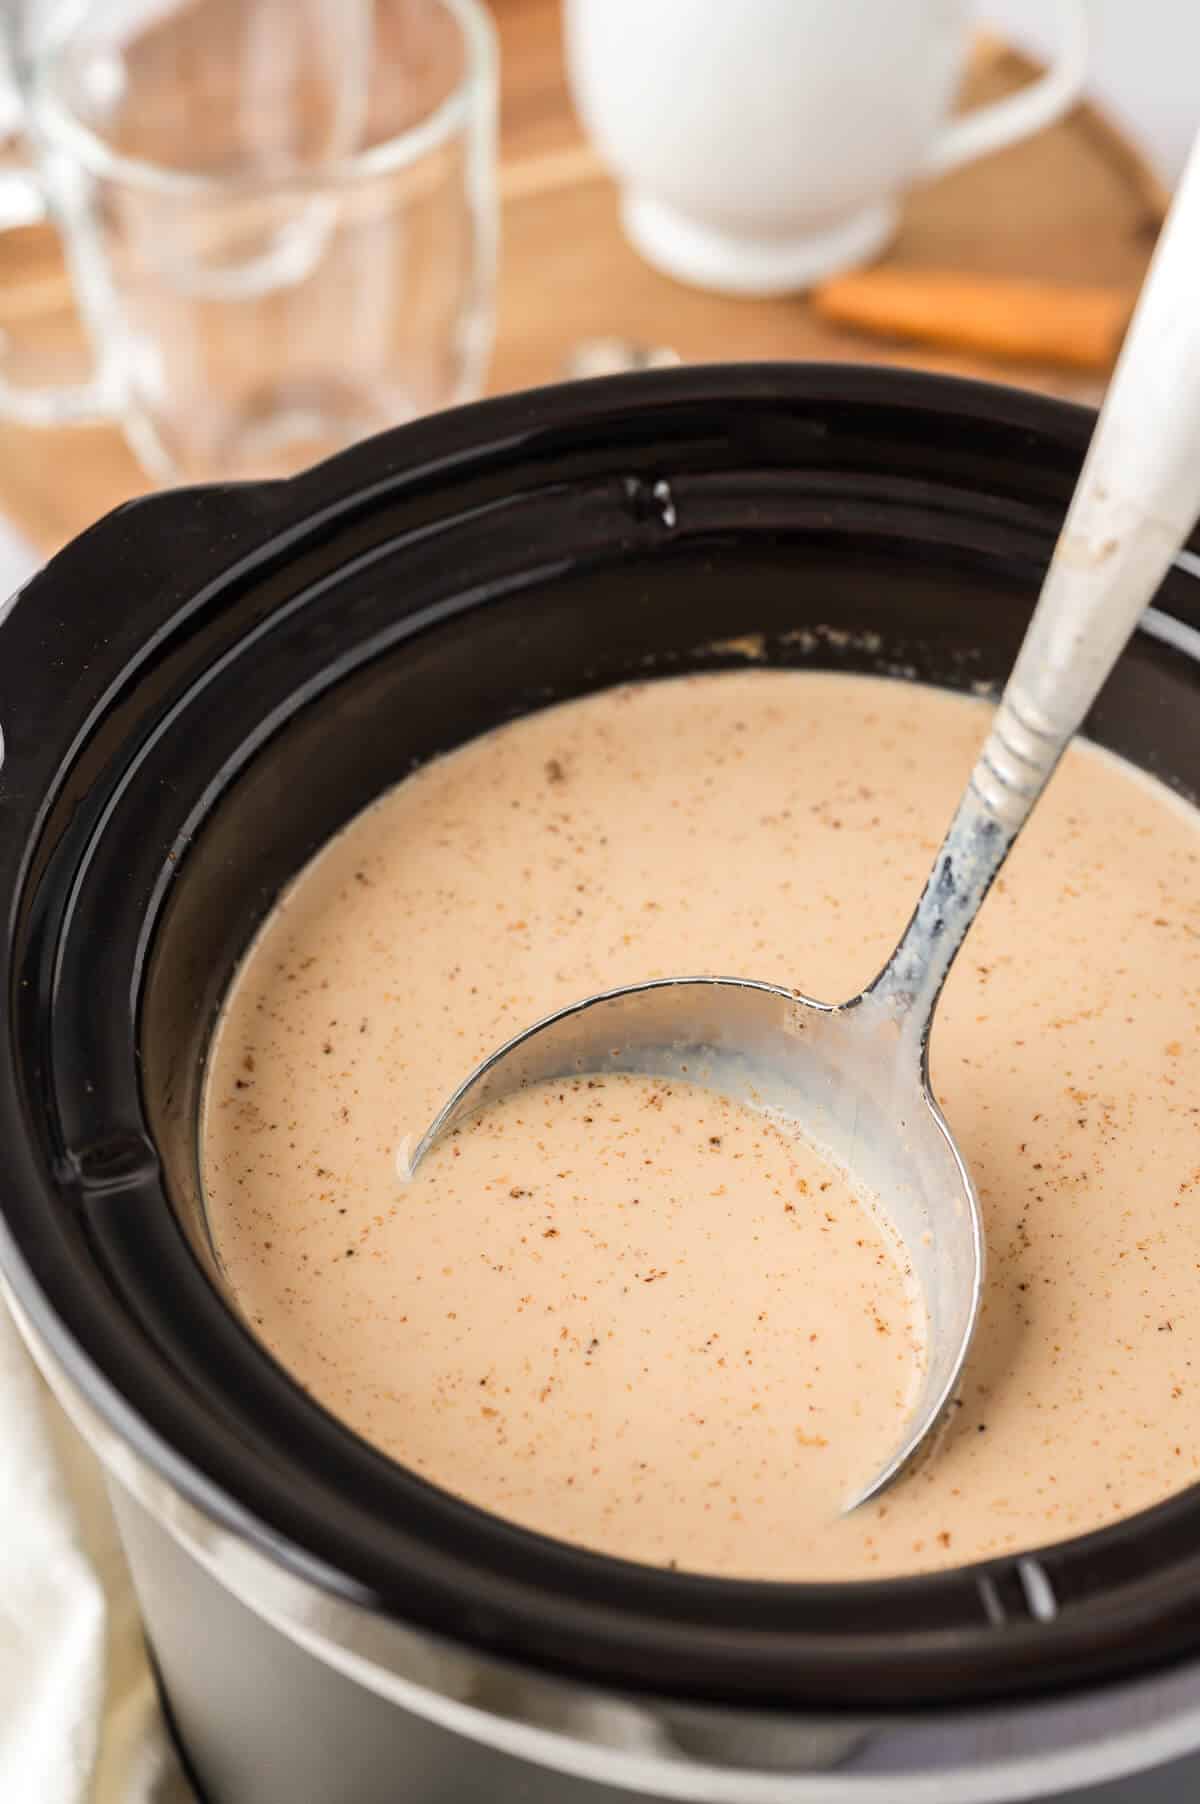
<box><xmin>5</xmin><ymin>364</ymin><xmax>1200</xmax><ymax>1717</ymax></box>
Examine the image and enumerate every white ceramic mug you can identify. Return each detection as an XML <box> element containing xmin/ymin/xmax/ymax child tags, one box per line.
<box><xmin>564</xmin><ymin>0</ymin><xmax>1091</xmax><ymax>295</ymax></box>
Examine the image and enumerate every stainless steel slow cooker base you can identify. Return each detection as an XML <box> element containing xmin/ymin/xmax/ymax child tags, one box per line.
<box><xmin>18</xmin><ymin>1273</ymin><xmax>1200</xmax><ymax>1804</ymax></box>
<box><xmin>7</xmin><ymin>367</ymin><xmax>1200</xmax><ymax>1803</ymax></box>
<box><xmin>107</xmin><ymin>1483</ymin><xmax>1200</xmax><ymax>1804</ymax></box>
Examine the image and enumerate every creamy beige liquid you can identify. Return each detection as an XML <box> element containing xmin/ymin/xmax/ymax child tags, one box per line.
<box><xmin>203</xmin><ymin>671</ymin><xmax>1200</xmax><ymax>1580</ymax></box>
<box><xmin>383</xmin><ymin>1073</ymin><xmax>925</xmax><ymax>1567</ymax></box>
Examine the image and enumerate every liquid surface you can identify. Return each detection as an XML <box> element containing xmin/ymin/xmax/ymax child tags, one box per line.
<box><xmin>391</xmin><ymin>1073</ymin><xmax>921</xmax><ymax>1568</ymax></box>
<box><xmin>203</xmin><ymin>671</ymin><xmax>1200</xmax><ymax>1579</ymax></box>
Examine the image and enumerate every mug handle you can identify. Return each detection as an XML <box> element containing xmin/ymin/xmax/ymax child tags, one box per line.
<box><xmin>0</xmin><ymin>157</ymin><xmax>116</xmax><ymax>428</ymax></box>
<box><xmin>921</xmin><ymin>0</ymin><xmax>1091</xmax><ymax>181</ymax></box>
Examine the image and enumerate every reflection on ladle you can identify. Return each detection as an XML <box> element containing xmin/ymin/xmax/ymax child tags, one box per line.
<box><xmin>409</xmin><ymin>129</ymin><xmax>1200</xmax><ymax>1509</ymax></box>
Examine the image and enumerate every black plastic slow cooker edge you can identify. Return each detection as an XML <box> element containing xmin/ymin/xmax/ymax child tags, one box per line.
<box><xmin>5</xmin><ymin>365</ymin><xmax>1200</xmax><ymax>1717</ymax></box>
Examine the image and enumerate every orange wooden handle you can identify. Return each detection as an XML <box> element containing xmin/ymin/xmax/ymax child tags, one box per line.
<box><xmin>811</xmin><ymin>269</ymin><xmax>1131</xmax><ymax>373</ymax></box>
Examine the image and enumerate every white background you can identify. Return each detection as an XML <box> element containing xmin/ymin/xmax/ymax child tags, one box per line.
<box><xmin>978</xmin><ymin>0</ymin><xmax>1200</xmax><ymax>184</ymax></box>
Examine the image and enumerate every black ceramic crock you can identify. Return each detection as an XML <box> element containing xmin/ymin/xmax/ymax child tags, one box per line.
<box><xmin>3</xmin><ymin>366</ymin><xmax>1200</xmax><ymax>1804</ymax></box>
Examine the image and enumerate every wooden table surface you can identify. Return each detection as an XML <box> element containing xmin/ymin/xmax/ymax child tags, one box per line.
<box><xmin>0</xmin><ymin>0</ymin><xmax>1169</xmax><ymax>557</ymax></box>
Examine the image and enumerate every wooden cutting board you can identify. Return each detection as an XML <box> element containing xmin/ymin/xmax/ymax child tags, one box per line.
<box><xmin>0</xmin><ymin>0</ymin><xmax>1169</xmax><ymax>557</ymax></box>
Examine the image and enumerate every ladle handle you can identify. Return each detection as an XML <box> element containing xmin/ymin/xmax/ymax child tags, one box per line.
<box><xmin>876</xmin><ymin>126</ymin><xmax>1200</xmax><ymax>1032</ymax></box>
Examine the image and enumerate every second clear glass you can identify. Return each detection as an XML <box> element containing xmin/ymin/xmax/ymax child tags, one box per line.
<box><xmin>4</xmin><ymin>0</ymin><xmax>497</xmax><ymax>482</ymax></box>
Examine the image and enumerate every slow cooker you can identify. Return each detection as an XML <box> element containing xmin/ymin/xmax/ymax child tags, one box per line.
<box><xmin>3</xmin><ymin>366</ymin><xmax>1200</xmax><ymax>1804</ymax></box>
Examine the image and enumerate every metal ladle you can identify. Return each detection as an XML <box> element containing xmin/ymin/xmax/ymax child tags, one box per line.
<box><xmin>408</xmin><ymin>136</ymin><xmax>1200</xmax><ymax>1509</ymax></box>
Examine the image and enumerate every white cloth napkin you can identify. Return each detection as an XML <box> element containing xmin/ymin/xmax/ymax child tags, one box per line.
<box><xmin>0</xmin><ymin>1299</ymin><xmax>193</xmax><ymax>1803</ymax></box>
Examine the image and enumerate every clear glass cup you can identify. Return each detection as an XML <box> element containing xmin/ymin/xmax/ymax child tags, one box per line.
<box><xmin>0</xmin><ymin>0</ymin><xmax>497</xmax><ymax>481</ymax></box>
